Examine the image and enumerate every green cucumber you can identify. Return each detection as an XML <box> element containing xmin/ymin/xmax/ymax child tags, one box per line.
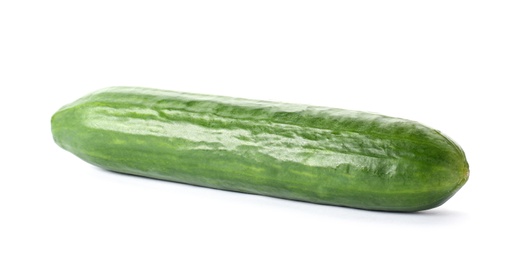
<box><xmin>51</xmin><ymin>86</ymin><xmax>469</xmax><ymax>211</ymax></box>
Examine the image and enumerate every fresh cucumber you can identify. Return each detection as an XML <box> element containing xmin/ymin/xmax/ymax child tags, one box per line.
<box><xmin>51</xmin><ymin>87</ymin><xmax>469</xmax><ymax>211</ymax></box>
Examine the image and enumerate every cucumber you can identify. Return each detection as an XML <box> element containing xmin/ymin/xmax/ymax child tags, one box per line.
<box><xmin>51</xmin><ymin>87</ymin><xmax>469</xmax><ymax>212</ymax></box>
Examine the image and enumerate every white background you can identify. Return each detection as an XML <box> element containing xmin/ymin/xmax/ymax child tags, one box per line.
<box><xmin>1</xmin><ymin>1</ymin><xmax>509</xmax><ymax>259</ymax></box>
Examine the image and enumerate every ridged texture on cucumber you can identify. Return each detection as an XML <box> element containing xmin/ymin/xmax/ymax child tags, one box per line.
<box><xmin>51</xmin><ymin>87</ymin><xmax>469</xmax><ymax>211</ymax></box>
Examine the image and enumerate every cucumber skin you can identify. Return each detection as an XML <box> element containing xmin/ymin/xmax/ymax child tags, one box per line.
<box><xmin>51</xmin><ymin>87</ymin><xmax>469</xmax><ymax>212</ymax></box>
